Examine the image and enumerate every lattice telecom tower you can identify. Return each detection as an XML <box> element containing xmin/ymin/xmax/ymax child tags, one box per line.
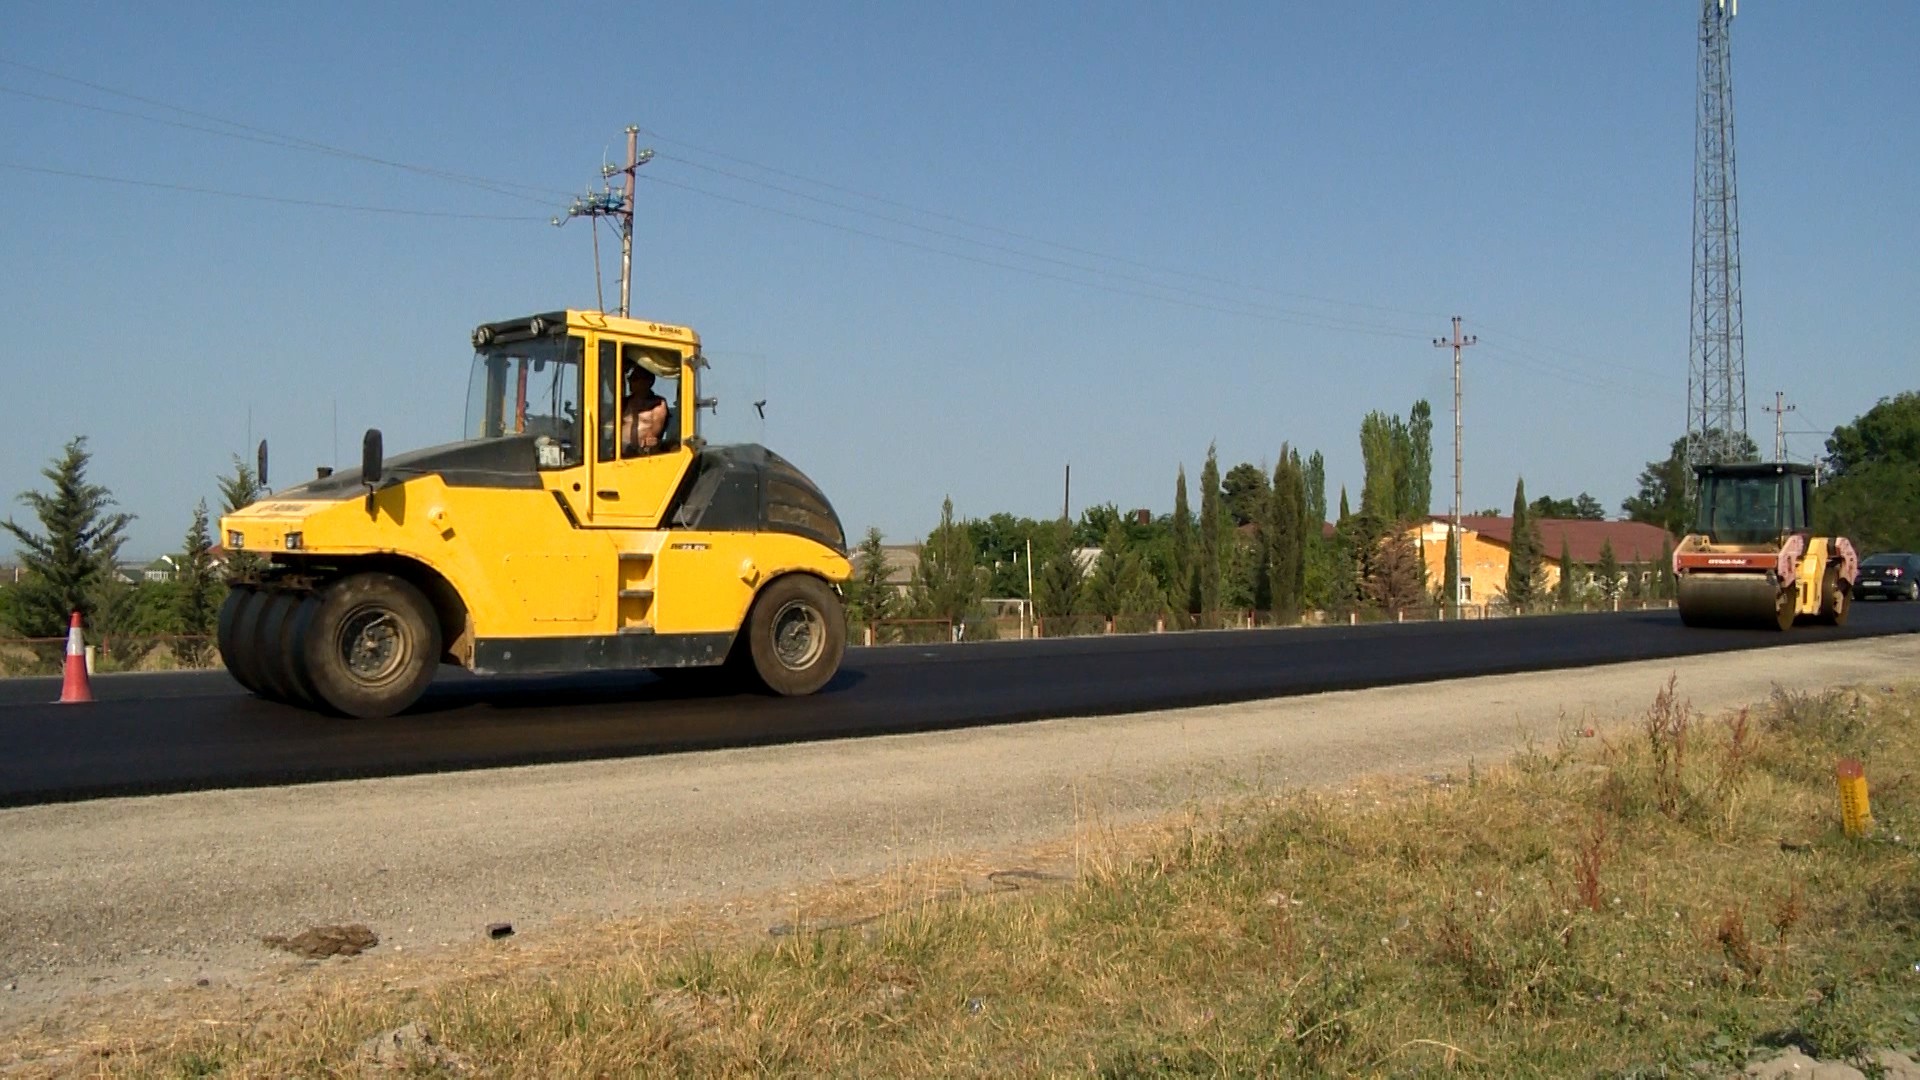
<box><xmin>1687</xmin><ymin>0</ymin><xmax>1750</xmax><ymax>467</ymax></box>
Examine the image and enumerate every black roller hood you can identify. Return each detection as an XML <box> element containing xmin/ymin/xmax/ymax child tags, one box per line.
<box><xmin>670</xmin><ymin>444</ymin><xmax>846</xmax><ymax>554</ymax></box>
<box><xmin>274</xmin><ymin>436</ymin><xmax>544</xmax><ymax>499</ymax></box>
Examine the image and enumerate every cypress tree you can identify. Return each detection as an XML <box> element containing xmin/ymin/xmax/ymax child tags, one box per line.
<box><xmin>1198</xmin><ymin>445</ymin><xmax>1222</xmax><ymax>619</ymax></box>
<box><xmin>1442</xmin><ymin>526</ymin><xmax>1461</xmax><ymax>614</ymax></box>
<box><xmin>1171</xmin><ymin>466</ymin><xmax>1193</xmax><ymax>612</ymax></box>
<box><xmin>1596</xmin><ymin>538</ymin><xmax>1621</xmax><ymax>600</ymax></box>
<box><xmin>1504</xmin><ymin>477</ymin><xmax>1544</xmax><ymax>609</ymax></box>
<box><xmin>1556</xmin><ymin>536</ymin><xmax>1575</xmax><ymax>606</ymax></box>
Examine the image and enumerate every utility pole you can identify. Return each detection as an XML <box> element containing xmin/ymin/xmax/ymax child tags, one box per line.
<box><xmin>556</xmin><ymin>126</ymin><xmax>653</xmax><ymax>316</ymax></box>
<box><xmin>1434</xmin><ymin>316</ymin><xmax>1475</xmax><ymax>620</ymax></box>
<box><xmin>1762</xmin><ymin>390</ymin><xmax>1796</xmax><ymax>462</ymax></box>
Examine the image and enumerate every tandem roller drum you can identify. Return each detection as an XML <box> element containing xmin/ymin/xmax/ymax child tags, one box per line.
<box><xmin>1675</xmin><ymin>573</ymin><xmax>1794</xmax><ymax>631</ymax></box>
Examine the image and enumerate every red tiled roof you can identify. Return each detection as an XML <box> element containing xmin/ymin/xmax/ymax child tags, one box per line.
<box><xmin>1438</xmin><ymin>516</ymin><xmax>1674</xmax><ymax>565</ymax></box>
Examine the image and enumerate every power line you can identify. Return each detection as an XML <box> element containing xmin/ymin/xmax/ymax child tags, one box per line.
<box><xmin>659</xmin><ymin>151</ymin><xmax>1442</xmax><ymax>332</ymax></box>
<box><xmin>639</xmin><ymin>172</ymin><xmax>1434</xmax><ymax>339</ymax></box>
<box><xmin>0</xmin><ymin>162</ymin><xmax>547</xmax><ymax>220</ymax></box>
<box><xmin>0</xmin><ymin>60</ymin><xmax>570</xmax><ymax>205</ymax></box>
<box><xmin>1</xmin><ymin>54</ymin><xmax>1704</xmax><ymax>402</ymax></box>
<box><xmin>643</xmin><ymin>129</ymin><xmax>1445</xmax><ymax>322</ymax></box>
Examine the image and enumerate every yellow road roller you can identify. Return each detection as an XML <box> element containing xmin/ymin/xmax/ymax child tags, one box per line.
<box><xmin>1673</xmin><ymin>462</ymin><xmax>1856</xmax><ymax>630</ymax></box>
<box><xmin>218</xmin><ymin>310</ymin><xmax>851</xmax><ymax>717</ymax></box>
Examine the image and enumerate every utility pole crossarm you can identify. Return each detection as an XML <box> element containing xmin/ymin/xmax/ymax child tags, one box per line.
<box><xmin>554</xmin><ymin>125</ymin><xmax>653</xmax><ymax>317</ymax></box>
<box><xmin>1762</xmin><ymin>390</ymin><xmax>1797</xmax><ymax>463</ymax></box>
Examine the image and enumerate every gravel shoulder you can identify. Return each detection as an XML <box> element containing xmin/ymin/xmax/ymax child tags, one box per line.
<box><xmin>1</xmin><ymin>635</ymin><xmax>1915</xmax><ymax>1038</ymax></box>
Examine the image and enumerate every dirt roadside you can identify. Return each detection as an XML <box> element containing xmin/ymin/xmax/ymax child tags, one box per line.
<box><xmin>1</xmin><ymin>635</ymin><xmax>1914</xmax><ymax>1039</ymax></box>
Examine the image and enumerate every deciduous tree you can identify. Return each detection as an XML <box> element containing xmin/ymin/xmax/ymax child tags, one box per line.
<box><xmin>1817</xmin><ymin>391</ymin><xmax>1920</xmax><ymax>552</ymax></box>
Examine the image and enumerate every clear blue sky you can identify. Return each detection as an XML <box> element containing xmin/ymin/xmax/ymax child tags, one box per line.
<box><xmin>2</xmin><ymin>3</ymin><xmax>1915</xmax><ymax>558</ymax></box>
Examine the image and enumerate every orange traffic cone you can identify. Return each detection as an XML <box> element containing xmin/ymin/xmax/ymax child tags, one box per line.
<box><xmin>57</xmin><ymin>610</ymin><xmax>93</xmax><ymax>704</ymax></box>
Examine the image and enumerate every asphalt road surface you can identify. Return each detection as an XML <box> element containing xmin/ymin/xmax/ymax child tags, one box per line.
<box><xmin>4</xmin><ymin>604</ymin><xmax>1917</xmax><ymax>807</ymax></box>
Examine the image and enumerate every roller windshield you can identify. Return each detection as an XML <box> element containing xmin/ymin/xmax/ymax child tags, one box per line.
<box><xmin>463</xmin><ymin>336</ymin><xmax>585</xmax><ymax>469</ymax></box>
<box><xmin>1695</xmin><ymin>474</ymin><xmax>1808</xmax><ymax>544</ymax></box>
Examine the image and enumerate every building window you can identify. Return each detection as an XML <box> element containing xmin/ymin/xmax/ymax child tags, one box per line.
<box><xmin>1459</xmin><ymin>576</ymin><xmax>1473</xmax><ymax>602</ymax></box>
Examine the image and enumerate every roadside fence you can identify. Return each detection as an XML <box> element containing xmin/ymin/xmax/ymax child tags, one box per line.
<box><xmin>0</xmin><ymin>634</ymin><xmax>219</xmax><ymax>678</ymax></box>
<box><xmin>856</xmin><ymin>597</ymin><xmax>1678</xmax><ymax>648</ymax></box>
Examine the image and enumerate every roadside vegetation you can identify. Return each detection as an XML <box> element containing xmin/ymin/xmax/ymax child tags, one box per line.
<box><xmin>51</xmin><ymin>678</ymin><xmax>1916</xmax><ymax>1077</ymax></box>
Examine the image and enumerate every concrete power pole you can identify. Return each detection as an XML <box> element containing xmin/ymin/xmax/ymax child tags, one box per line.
<box><xmin>619</xmin><ymin>126</ymin><xmax>638</xmax><ymax>317</ymax></box>
<box><xmin>1433</xmin><ymin>316</ymin><xmax>1476</xmax><ymax>620</ymax></box>
<box><xmin>1763</xmin><ymin>390</ymin><xmax>1796</xmax><ymax>463</ymax></box>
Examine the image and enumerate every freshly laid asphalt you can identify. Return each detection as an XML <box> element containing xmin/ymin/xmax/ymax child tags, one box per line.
<box><xmin>2</xmin><ymin>603</ymin><xmax>1917</xmax><ymax>807</ymax></box>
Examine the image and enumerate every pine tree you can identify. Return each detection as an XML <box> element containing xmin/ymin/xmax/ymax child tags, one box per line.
<box><xmin>1035</xmin><ymin>521</ymin><xmax>1084</xmax><ymax>629</ymax></box>
<box><xmin>218</xmin><ymin>455</ymin><xmax>265</xmax><ymax>580</ymax></box>
<box><xmin>1367</xmin><ymin>527</ymin><xmax>1427</xmax><ymax>612</ymax></box>
<box><xmin>1656</xmin><ymin>538</ymin><xmax>1675</xmax><ymax>599</ymax></box>
<box><xmin>1338</xmin><ymin>486</ymin><xmax>1351</xmax><ymax>523</ymax></box>
<box><xmin>845</xmin><ymin>527</ymin><xmax>896</xmax><ymax>629</ymax></box>
<box><xmin>1595</xmin><ymin>538</ymin><xmax>1621</xmax><ymax>600</ymax></box>
<box><xmin>1085</xmin><ymin>521</ymin><xmax>1162</xmax><ymax>627</ymax></box>
<box><xmin>173</xmin><ymin>500</ymin><xmax>221</xmax><ymax>665</ymax></box>
<box><xmin>1556</xmin><ymin>537</ymin><xmax>1575</xmax><ymax>606</ymax></box>
<box><xmin>908</xmin><ymin>497</ymin><xmax>981</xmax><ymax>631</ymax></box>
<box><xmin>2</xmin><ymin>436</ymin><xmax>134</xmax><ymax>637</ymax></box>
<box><xmin>1171</xmin><ymin>466</ymin><xmax>1194</xmax><ymax>613</ymax></box>
<box><xmin>1197</xmin><ymin>445</ymin><xmax>1222</xmax><ymax>619</ymax></box>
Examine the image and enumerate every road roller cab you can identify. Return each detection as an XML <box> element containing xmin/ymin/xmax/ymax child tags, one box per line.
<box><xmin>1672</xmin><ymin>462</ymin><xmax>1857</xmax><ymax>630</ymax></box>
<box><xmin>217</xmin><ymin>310</ymin><xmax>852</xmax><ymax>718</ymax></box>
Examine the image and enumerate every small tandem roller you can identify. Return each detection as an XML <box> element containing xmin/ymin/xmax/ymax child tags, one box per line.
<box><xmin>1672</xmin><ymin>462</ymin><xmax>1856</xmax><ymax>631</ymax></box>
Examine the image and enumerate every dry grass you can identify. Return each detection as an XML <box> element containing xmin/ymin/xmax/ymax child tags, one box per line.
<box><xmin>10</xmin><ymin>679</ymin><xmax>1920</xmax><ymax>1078</ymax></box>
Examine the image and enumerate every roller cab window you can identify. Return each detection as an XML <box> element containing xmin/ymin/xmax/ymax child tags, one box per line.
<box><xmin>597</xmin><ymin>341</ymin><xmax>683</xmax><ymax>462</ymax></box>
<box><xmin>464</xmin><ymin>336</ymin><xmax>585</xmax><ymax>470</ymax></box>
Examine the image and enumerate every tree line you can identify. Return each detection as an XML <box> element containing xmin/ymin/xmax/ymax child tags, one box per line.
<box><xmin>847</xmin><ymin>391</ymin><xmax>1920</xmax><ymax>634</ymax></box>
<box><xmin>6</xmin><ymin>391</ymin><xmax>1915</xmax><ymax>648</ymax></box>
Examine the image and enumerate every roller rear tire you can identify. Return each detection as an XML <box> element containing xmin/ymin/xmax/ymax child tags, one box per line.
<box><xmin>301</xmin><ymin>573</ymin><xmax>441</xmax><ymax>719</ymax></box>
<box><xmin>219</xmin><ymin>588</ymin><xmax>271</xmax><ymax>695</ymax></box>
<box><xmin>743</xmin><ymin>575</ymin><xmax>845</xmax><ymax>696</ymax></box>
<box><xmin>1818</xmin><ymin>568</ymin><xmax>1850</xmax><ymax>627</ymax></box>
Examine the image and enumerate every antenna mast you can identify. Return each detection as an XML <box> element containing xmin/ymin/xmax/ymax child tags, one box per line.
<box><xmin>1687</xmin><ymin>0</ymin><xmax>1749</xmax><ymax>469</ymax></box>
<box><xmin>554</xmin><ymin>125</ymin><xmax>653</xmax><ymax>316</ymax></box>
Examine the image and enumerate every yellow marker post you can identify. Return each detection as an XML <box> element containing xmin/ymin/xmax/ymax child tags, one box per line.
<box><xmin>1835</xmin><ymin>758</ymin><xmax>1873</xmax><ymax>838</ymax></box>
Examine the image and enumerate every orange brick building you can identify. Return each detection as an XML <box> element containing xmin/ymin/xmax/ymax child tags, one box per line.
<box><xmin>1411</xmin><ymin>516</ymin><xmax>1675</xmax><ymax>604</ymax></box>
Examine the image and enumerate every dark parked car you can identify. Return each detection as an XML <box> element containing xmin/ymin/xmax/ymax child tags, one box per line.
<box><xmin>1853</xmin><ymin>552</ymin><xmax>1920</xmax><ymax>601</ymax></box>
